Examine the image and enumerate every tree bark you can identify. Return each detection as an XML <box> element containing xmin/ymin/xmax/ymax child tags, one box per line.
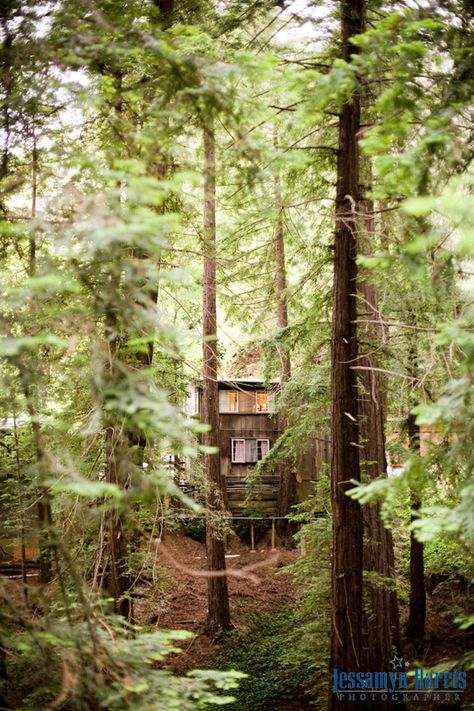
<box><xmin>274</xmin><ymin>151</ymin><xmax>296</xmax><ymax>542</ymax></box>
<box><xmin>329</xmin><ymin>1</ymin><xmax>364</xmax><ymax>708</ymax></box>
<box><xmin>154</xmin><ymin>0</ymin><xmax>174</xmax><ymax>27</ymax></box>
<box><xmin>99</xmin><ymin>0</ymin><xmax>175</xmax><ymax>612</ymax></box>
<box><xmin>22</xmin><ymin>386</ymin><xmax>53</xmax><ymax>585</ymax></box>
<box><xmin>0</xmin><ymin>11</ymin><xmax>13</xmax><ymax>185</ymax></box>
<box><xmin>358</xmin><ymin>192</ymin><xmax>401</xmax><ymax>678</ymax></box>
<box><xmin>126</xmin><ymin>156</ymin><xmax>167</xmax><ymax>465</ymax></box>
<box><xmin>275</xmin><ymin>186</ymin><xmax>291</xmax><ymax>383</ymax></box>
<box><xmin>22</xmin><ymin>155</ymin><xmax>53</xmax><ymax>584</ymax></box>
<box><xmin>127</xmin><ymin>0</ymin><xmax>173</xmax><ymax>457</ymax></box>
<box><xmin>104</xmin><ymin>423</ymin><xmax>133</xmax><ymax>620</ymax></box>
<box><xmin>358</xmin><ymin>285</ymin><xmax>401</xmax><ymax>695</ymax></box>
<box><xmin>101</xmin><ymin>283</ymin><xmax>134</xmax><ymax>620</ymax></box>
<box><xmin>202</xmin><ymin>121</ymin><xmax>230</xmax><ymax>635</ymax></box>
<box><xmin>406</xmin><ymin>411</ymin><xmax>425</xmax><ymax>649</ymax></box>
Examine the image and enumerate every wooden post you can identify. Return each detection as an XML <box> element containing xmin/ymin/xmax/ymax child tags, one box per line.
<box><xmin>250</xmin><ymin>523</ymin><xmax>255</xmax><ymax>552</ymax></box>
<box><xmin>271</xmin><ymin>518</ymin><xmax>276</xmax><ymax>550</ymax></box>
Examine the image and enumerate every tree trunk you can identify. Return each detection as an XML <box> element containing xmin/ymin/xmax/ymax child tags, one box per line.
<box><xmin>19</xmin><ymin>133</ymin><xmax>54</xmax><ymax>585</ymax></box>
<box><xmin>274</xmin><ymin>174</ymin><xmax>291</xmax><ymax>384</ymax></box>
<box><xmin>202</xmin><ymin>121</ymin><xmax>230</xmax><ymax>635</ymax></box>
<box><xmin>21</xmin><ymin>390</ymin><xmax>52</xmax><ymax>585</ymax></box>
<box><xmin>98</xmin><ymin>70</ymin><xmax>133</xmax><ymax>619</ymax></box>
<box><xmin>104</xmin><ymin>424</ymin><xmax>133</xmax><ymax>620</ymax></box>
<box><xmin>0</xmin><ymin>10</ymin><xmax>13</xmax><ymax>185</ymax></box>
<box><xmin>101</xmin><ymin>275</ymin><xmax>134</xmax><ymax>622</ymax></box>
<box><xmin>154</xmin><ymin>0</ymin><xmax>174</xmax><ymax>27</ymax></box>
<box><xmin>23</xmin><ymin>379</ymin><xmax>54</xmax><ymax>585</ymax></box>
<box><xmin>406</xmin><ymin>411</ymin><xmax>425</xmax><ymax>648</ymax></box>
<box><xmin>99</xmin><ymin>0</ymin><xmax>175</xmax><ymax>611</ymax></box>
<box><xmin>358</xmin><ymin>193</ymin><xmax>401</xmax><ymax>677</ymax></box>
<box><xmin>358</xmin><ymin>285</ymin><xmax>401</xmax><ymax>692</ymax></box>
<box><xmin>126</xmin><ymin>158</ymin><xmax>166</xmax><ymax>466</ymax></box>
<box><xmin>274</xmin><ymin>151</ymin><xmax>295</xmax><ymax>542</ymax></box>
<box><xmin>329</xmin><ymin>1</ymin><xmax>364</xmax><ymax>708</ymax></box>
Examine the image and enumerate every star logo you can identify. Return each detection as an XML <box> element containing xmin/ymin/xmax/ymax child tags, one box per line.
<box><xmin>390</xmin><ymin>655</ymin><xmax>404</xmax><ymax>670</ymax></box>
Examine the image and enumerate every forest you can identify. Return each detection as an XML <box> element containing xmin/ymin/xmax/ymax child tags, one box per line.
<box><xmin>0</xmin><ymin>0</ymin><xmax>473</xmax><ymax>709</ymax></box>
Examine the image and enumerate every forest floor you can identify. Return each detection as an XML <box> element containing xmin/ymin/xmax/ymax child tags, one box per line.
<box><xmin>3</xmin><ymin>534</ymin><xmax>471</xmax><ymax>709</ymax></box>
<box><xmin>134</xmin><ymin>531</ymin><xmax>300</xmax><ymax>674</ymax></box>
<box><xmin>133</xmin><ymin>532</ymin><xmax>473</xmax><ymax>710</ymax></box>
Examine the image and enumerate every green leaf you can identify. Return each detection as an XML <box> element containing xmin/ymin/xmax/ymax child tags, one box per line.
<box><xmin>0</xmin><ymin>334</ymin><xmax>68</xmax><ymax>357</ymax></box>
<box><xmin>50</xmin><ymin>478</ymin><xmax>125</xmax><ymax>500</ymax></box>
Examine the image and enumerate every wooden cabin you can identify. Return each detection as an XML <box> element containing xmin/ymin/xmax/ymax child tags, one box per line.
<box><xmin>187</xmin><ymin>378</ymin><xmax>281</xmax><ymax>514</ymax></box>
<box><xmin>186</xmin><ymin>378</ymin><xmax>332</xmax><ymax>515</ymax></box>
<box><xmin>0</xmin><ymin>417</ymin><xmax>40</xmax><ymax>567</ymax></box>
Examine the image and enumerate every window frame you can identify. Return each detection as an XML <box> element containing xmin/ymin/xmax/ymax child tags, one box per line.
<box><xmin>219</xmin><ymin>390</ymin><xmax>239</xmax><ymax>413</ymax></box>
<box><xmin>231</xmin><ymin>437</ymin><xmax>270</xmax><ymax>463</ymax></box>
<box><xmin>231</xmin><ymin>438</ymin><xmax>246</xmax><ymax>463</ymax></box>
<box><xmin>256</xmin><ymin>438</ymin><xmax>270</xmax><ymax>459</ymax></box>
<box><xmin>219</xmin><ymin>389</ymin><xmax>275</xmax><ymax>414</ymax></box>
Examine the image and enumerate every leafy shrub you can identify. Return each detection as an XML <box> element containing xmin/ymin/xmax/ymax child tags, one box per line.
<box><xmin>215</xmin><ymin>608</ymin><xmax>310</xmax><ymax>711</ymax></box>
<box><xmin>184</xmin><ymin>517</ymin><xmax>207</xmax><ymax>543</ymax></box>
<box><xmin>4</xmin><ymin>606</ymin><xmax>244</xmax><ymax>710</ymax></box>
<box><xmin>423</xmin><ymin>535</ymin><xmax>469</xmax><ymax>576</ymax></box>
<box><xmin>214</xmin><ymin>502</ymin><xmax>332</xmax><ymax>710</ymax></box>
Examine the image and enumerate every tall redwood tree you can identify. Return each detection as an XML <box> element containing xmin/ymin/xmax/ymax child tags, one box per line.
<box><xmin>202</xmin><ymin>121</ymin><xmax>231</xmax><ymax>635</ymax></box>
<box><xmin>273</xmin><ymin>143</ymin><xmax>296</xmax><ymax>542</ymax></box>
<box><xmin>329</xmin><ymin>1</ymin><xmax>364</xmax><ymax>707</ymax></box>
<box><xmin>406</xmin><ymin>410</ymin><xmax>426</xmax><ymax>648</ymax></box>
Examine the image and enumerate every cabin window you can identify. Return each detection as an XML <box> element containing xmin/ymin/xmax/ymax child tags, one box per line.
<box><xmin>220</xmin><ymin>390</ymin><xmax>274</xmax><ymax>413</ymax></box>
<box><xmin>232</xmin><ymin>438</ymin><xmax>246</xmax><ymax>463</ymax></box>
<box><xmin>219</xmin><ymin>391</ymin><xmax>239</xmax><ymax>413</ymax></box>
<box><xmin>246</xmin><ymin>439</ymin><xmax>257</xmax><ymax>462</ymax></box>
<box><xmin>239</xmin><ymin>391</ymin><xmax>256</xmax><ymax>412</ymax></box>
<box><xmin>257</xmin><ymin>438</ymin><xmax>270</xmax><ymax>459</ymax></box>
<box><xmin>256</xmin><ymin>392</ymin><xmax>270</xmax><ymax>412</ymax></box>
<box><xmin>231</xmin><ymin>438</ymin><xmax>270</xmax><ymax>463</ymax></box>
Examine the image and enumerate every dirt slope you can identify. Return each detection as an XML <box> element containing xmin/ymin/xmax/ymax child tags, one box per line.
<box><xmin>134</xmin><ymin>532</ymin><xmax>299</xmax><ymax>672</ymax></box>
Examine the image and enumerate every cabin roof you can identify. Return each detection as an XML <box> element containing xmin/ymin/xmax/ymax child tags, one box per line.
<box><xmin>219</xmin><ymin>377</ymin><xmax>278</xmax><ymax>385</ymax></box>
<box><xmin>199</xmin><ymin>377</ymin><xmax>279</xmax><ymax>390</ymax></box>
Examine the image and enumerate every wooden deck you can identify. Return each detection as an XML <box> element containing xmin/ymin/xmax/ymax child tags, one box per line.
<box><xmin>225</xmin><ymin>476</ymin><xmax>279</xmax><ymax>514</ymax></box>
<box><xmin>176</xmin><ymin>476</ymin><xmax>280</xmax><ymax>514</ymax></box>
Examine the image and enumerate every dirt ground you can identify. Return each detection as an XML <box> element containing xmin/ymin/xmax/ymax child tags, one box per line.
<box><xmin>3</xmin><ymin>535</ymin><xmax>471</xmax><ymax>710</ymax></box>
<box><xmin>132</xmin><ymin>534</ymin><xmax>473</xmax><ymax>708</ymax></box>
<box><xmin>133</xmin><ymin>532</ymin><xmax>300</xmax><ymax>673</ymax></box>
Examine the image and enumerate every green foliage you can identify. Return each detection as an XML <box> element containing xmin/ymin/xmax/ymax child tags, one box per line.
<box><xmin>3</xmin><ymin>606</ymin><xmax>243</xmax><ymax>710</ymax></box>
<box><xmin>215</xmin><ymin>509</ymin><xmax>332</xmax><ymax>710</ymax></box>
<box><xmin>0</xmin><ymin>0</ymin><xmax>472</xmax><ymax>706</ymax></box>
<box><xmin>214</xmin><ymin>608</ymin><xmax>310</xmax><ymax>711</ymax></box>
<box><xmin>423</xmin><ymin>536</ymin><xmax>468</xmax><ymax>576</ymax></box>
<box><xmin>183</xmin><ymin>516</ymin><xmax>207</xmax><ymax>543</ymax></box>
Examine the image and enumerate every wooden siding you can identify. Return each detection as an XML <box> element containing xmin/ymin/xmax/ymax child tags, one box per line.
<box><xmin>218</xmin><ymin>412</ymin><xmax>281</xmax><ymax>513</ymax></box>
<box><xmin>218</xmin><ymin>412</ymin><xmax>280</xmax><ymax>432</ymax></box>
<box><xmin>0</xmin><ymin>537</ymin><xmax>39</xmax><ymax>563</ymax></box>
<box><xmin>297</xmin><ymin>433</ymin><xmax>331</xmax><ymax>482</ymax></box>
<box><xmin>190</xmin><ymin>382</ymin><xmax>332</xmax><ymax>515</ymax></box>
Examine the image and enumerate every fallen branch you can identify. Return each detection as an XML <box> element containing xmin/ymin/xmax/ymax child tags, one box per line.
<box><xmin>154</xmin><ymin>540</ymin><xmax>281</xmax><ymax>586</ymax></box>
